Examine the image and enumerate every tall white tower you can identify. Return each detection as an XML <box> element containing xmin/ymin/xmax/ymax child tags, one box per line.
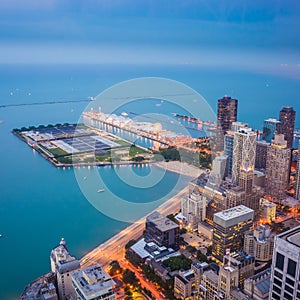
<box><xmin>50</xmin><ymin>238</ymin><xmax>80</xmax><ymax>300</ymax></box>
<box><xmin>232</xmin><ymin>128</ymin><xmax>256</xmax><ymax>188</ymax></box>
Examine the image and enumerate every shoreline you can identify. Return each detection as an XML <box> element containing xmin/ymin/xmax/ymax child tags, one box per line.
<box><xmin>80</xmin><ymin>186</ymin><xmax>188</xmax><ymax>268</ymax></box>
<box><xmin>153</xmin><ymin>160</ymin><xmax>205</xmax><ymax>179</ymax></box>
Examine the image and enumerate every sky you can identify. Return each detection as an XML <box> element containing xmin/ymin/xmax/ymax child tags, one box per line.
<box><xmin>0</xmin><ymin>0</ymin><xmax>299</xmax><ymax>77</ymax></box>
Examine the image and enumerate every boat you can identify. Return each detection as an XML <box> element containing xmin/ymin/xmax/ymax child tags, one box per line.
<box><xmin>0</xmin><ymin>234</ymin><xmax>2</xmax><ymax>238</ymax></box>
<box><xmin>97</xmin><ymin>189</ymin><xmax>105</xmax><ymax>193</ymax></box>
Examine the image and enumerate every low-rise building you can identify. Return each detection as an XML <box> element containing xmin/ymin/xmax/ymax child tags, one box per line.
<box><xmin>260</xmin><ymin>198</ymin><xmax>276</xmax><ymax>222</ymax></box>
<box><xmin>20</xmin><ymin>273</ymin><xmax>58</xmax><ymax>300</ymax></box>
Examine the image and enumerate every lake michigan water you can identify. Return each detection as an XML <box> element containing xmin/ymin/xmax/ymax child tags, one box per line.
<box><xmin>0</xmin><ymin>64</ymin><xmax>300</xmax><ymax>299</ymax></box>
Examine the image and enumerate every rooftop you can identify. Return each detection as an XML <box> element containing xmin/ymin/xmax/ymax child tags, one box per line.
<box><xmin>146</xmin><ymin>211</ymin><xmax>179</xmax><ymax>232</ymax></box>
<box><xmin>51</xmin><ymin>239</ymin><xmax>80</xmax><ymax>274</ymax></box>
<box><xmin>72</xmin><ymin>264</ymin><xmax>115</xmax><ymax>298</ymax></box>
<box><xmin>214</xmin><ymin>205</ymin><xmax>254</xmax><ymax>221</ymax></box>
<box><xmin>280</xmin><ymin>226</ymin><xmax>300</xmax><ymax>248</ymax></box>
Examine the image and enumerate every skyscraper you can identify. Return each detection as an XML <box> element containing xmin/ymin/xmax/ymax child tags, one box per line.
<box><xmin>212</xmin><ymin>205</ymin><xmax>254</xmax><ymax>261</ymax></box>
<box><xmin>232</xmin><ymin>127</ymin><xmax>257</xmax><ymax>188</ymax></box>
<box><xmin>265</xmin><ymin>134</ymin><xmax>291</xmax><ymax>202</ymax></box>
<box><xmin>263</xmin><ymin>118</ymin><xmax>280</xmax><ymax>143</ymax></box>
<box><xmin>269</xmin><ymin>226</ymin><xmax>300</xmax><ymax>300</ymax></box>
<box><xmin>295</xmin><ymin>141</ymin><xmax>300</xmax><ymax>200</ymax></box>
<box><xmin>255</xmin><ymin>140</ymin><xmax>270</xmax><ymax>170</ymax></box>
<box><xmin>181</xmin><ymin>191</ymin><xmax>206</xmax><ymax>229</ymax></box>
<box><xmin>278</xmin><ymin>106</ymin><xmax>296</xmax><ymax>148</ymax></box>
<box><xmin>216</xmin><ymin>96</ymin><xmax>238</xmax><ymax>150</ymax></box>
<box><xmin>224</xmin><ymin>122</ymin><xmax>249</xmax><ymax>176</ymax></box>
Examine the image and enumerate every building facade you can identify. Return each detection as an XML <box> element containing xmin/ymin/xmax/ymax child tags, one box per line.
<box><xmin>262</xmin><ymin>118</ymin><xmax>280</xmax><ymax>143</ymax></box>
<box><xmin>223</xmin><ymin>252</ymin><xmax>255</xmax><ymax>289</ymax></box>
<box><xmin>269</xmin><ymin>226</ymin><xmax>300</xmax><ymax>300</ymax></box>
<box><xmin>255</xmin><ymin>140</ymin><xmax>270</xmax><ymax>170</ymax></box>
<box><xmin>181</xmin><ymin>191</ymin><xmax>206</xmax><ymax>230</ymax></box>
<box><xmin>145</xmin><ymin>211</ymin><xmax>180</xmax><ymax>249</ymax></box>
<box><xmin>72</xmin><ymin>264</ymin><xmax>116</xmax><ymax>300</ymax></box>
<box><xmin>50</xmin><ymin>238</ymin><xmax>80</xmax><ymax>300</ymax></box>
<box><xmin>244</xmin><ymin>268</ymin><xmax>271</xmax><ymax>300</ymax></box>
<box><xmin>295</xmin><ymin>141</ymin><xmax>300</xmax><ymax>200</ymax></box>
<box><xmin>244</xmin><ymin>225</ymin><xmax>274</xmax><ymax>262</ymax></box>
<box><xmin>232</xmin><ymin>127</ymin><xmax>257</xmax><ymax>187</ymax></box>
<box><xmin>278</xmin><ymin>106</ymin><xmax>296</xmax><ymax>148</ymax></box>
<box><xmin>265</xmin><ymin>134</ymin><xmax>291</xmax><ymax>202</ymax></box>
<box><xmin>216</xmin><ymin>96</ymin><xmax>238</xmax><ymax>150</ymax></box>
<box><xmin>212</xmin><ymin>205</ymin><xmax>254</xmax><ymax>261</ymax></box>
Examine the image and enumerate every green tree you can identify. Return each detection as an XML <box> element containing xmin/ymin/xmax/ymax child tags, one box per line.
<box><xmin>125</xmin><ymin>240</ymin><xmax>137</xmax><ymax>250</ymax></box>
<box><xmin>162</xmin><ymin>255</ymin><xmax>192</xmax><ymax>271</ymax></box>
<box><xmin>108</xmin><ymin>260</ymin><xmax>122</xmax><ymax>276</ymax></box>
<box><xmin>123</xmin><ymin>269</ymin><xmax>139</xmax><ymax>287</ymax></box>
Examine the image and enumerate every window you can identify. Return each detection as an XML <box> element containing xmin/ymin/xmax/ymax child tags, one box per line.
<box><xmin>286</xmin><ymin>277</ymin><xmax>294</xmax><ymax>286</ymax></box>
<box><xmin>274</xmin><ymin>278</ymin><xmax>282</xmax><ymax>287</ymax></box>
<box><xmin>287</xmin><ymin>259</ymin><xmax>297</xmax><ymax>277</ymax></box>
<box><xmin>275</xmin><ymin>270</ymin><xmax>283</xmax><ymax>279</ymax></box>
<box><xmin>285</xmin><ymin>285</ymin><xmax>294</xmax><ymax>294</ymax></box>
<box><xmin>273</xmin><ymin>285</ymin><xmax>281</xmax><ymax>294</ymax></box>
<box><xmin>275</xmin><ymin>252</ymin><xmax>285</xmax><ymax>270</ymax></box>
<box><xmin>284</xmin><ymin>292</ymin><xmax>293</xmax><ymax>300</ymax></box>
<box><xmin>272</xmin><ymin>292</ymin><xmax>281</xmax><ymax>300</ymax></box>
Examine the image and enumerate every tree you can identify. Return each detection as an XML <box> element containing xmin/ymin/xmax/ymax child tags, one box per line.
<box><xmin>108</xmin><ymin>260</ymin><xmax>122</xmax><ymax>276</ymax></box>
<box><xmin>123</xmin><ymin>269</ymin><xmax>139</xmax><ymax>287</ymax></box>
<box><xmin>186</xmin><ymin>245</ymin><xmax>197</xmax><ymax>254</ymax></box>
<box><xmin>125</xmin><ymin>239</ymin><xmax>137</xmax><ymax>250</ymax></box>
<box><xmin>162</xmin><ymin>255</ymin><xmax>192</xmax><ymax>271</ymax></box>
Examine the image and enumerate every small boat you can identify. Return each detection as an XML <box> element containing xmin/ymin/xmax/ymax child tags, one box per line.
<box><xmin>97</xmin><ymin>189</ymin><xmax>105</xmax><ymax>193</ymax></box>
<box><xmin>0</xmin><ymin>234</ymin><xmax>2</xmax><ymax>238</ymax></box>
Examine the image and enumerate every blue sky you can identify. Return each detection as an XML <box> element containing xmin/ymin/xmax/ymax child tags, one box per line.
<box><xmin>0</xmin><ymin>0</ymin><xmax>299</xmax><ymax>76</ymax></box>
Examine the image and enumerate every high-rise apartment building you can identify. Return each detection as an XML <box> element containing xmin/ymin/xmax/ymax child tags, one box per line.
<box><xmin>181</xmin><ymin>191</ymin><xmax>206</xmax><ymax>229</ymax></box>
<box><xmin>263</xmin><ymin>118</ymin><xmax>280</xmax><ymax>143</ymax></box>
<box><xmin>216</xmin><ymin>96</ymin><xmax>238</xmax><ymax>150</ymax></box>
<box><xmin>212</xmin><ymin>205</ymin><xmax>254</xmax><ymax>261</ymax></box>
<box><xmin>224</xmin><ymin>122</ymin><xmax>249</xmax><ymax>176</ymax></box>
<box><xmin>295</xmin><ymin>141</ymin><xmax>300</xmax><ymax>200</ymax></box>
<box><xmin>224</xmin><ymin>131</ymin><xmax>234</xmax><ymax>176</ymax></box>
<box><xmin>232</xmin><ymin>127</ymin><xmax>257</xmax><ymax>188</ymax></box>
<box><xmin>278</xmin><ymin>106</ymin><xmax>296</xmax><ymax>148</ymax></box>
<box><xmin>244</xmin><ymin>225</ymin><xmax>274</xmax><ymax>262</ymax></box>
<box><xmin>255</xmin><ymin>140</ymin><xmax>270</xmax><ymax>170</ymax></box>
<box><xmin>265</xmin><ymin>134</ymin><xmax>291</xmax><ymax>202</ymax></box>
<box><xmin>50</xmin><ymin>238</ymin><xmax>80</xmax><ymax>300</ymax></box>
<box><xmin>72</xmin><ymin>264</ymin><xmax>116</xmax><ymax>300</ymax></box>
<box><xmin>269</xmin><ymin>226</ymin><xmax>300</xmax><ymax>300</ymax></box>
